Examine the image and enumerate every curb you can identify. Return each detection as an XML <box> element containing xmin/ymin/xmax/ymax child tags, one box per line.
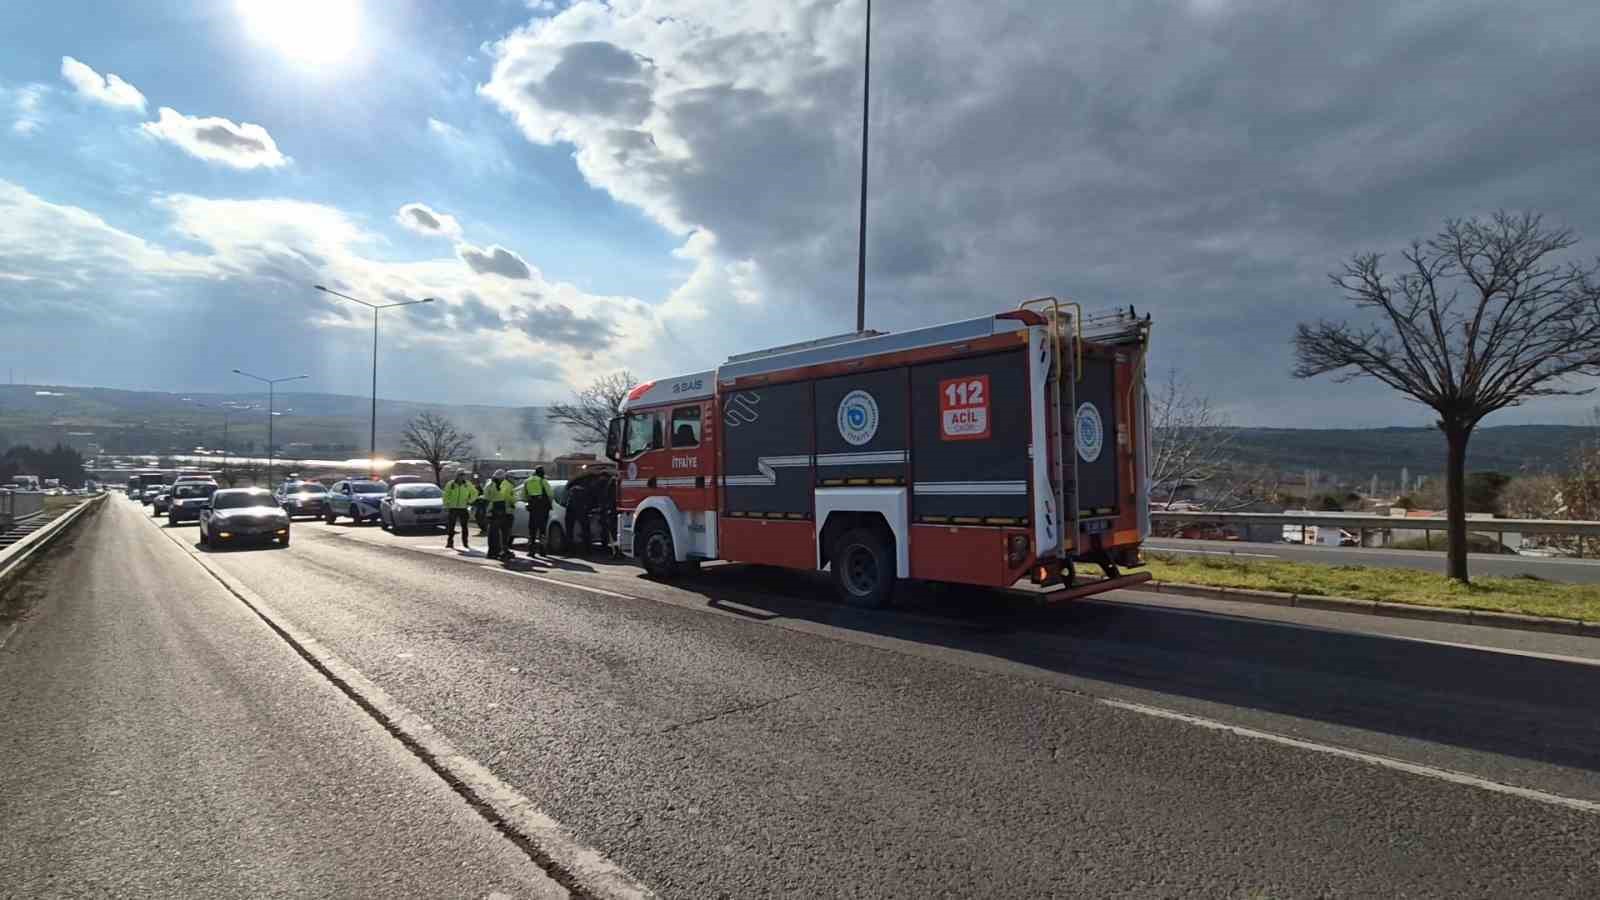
<box><xmin>1145</xmin><ymin>580</ymin><xmax>1600</xmax><ymax>638</ymax></box>
<box><xmin>0</xmin><ymin>495</ymin><xmax>105</xmax><ymax>601</ymax></box>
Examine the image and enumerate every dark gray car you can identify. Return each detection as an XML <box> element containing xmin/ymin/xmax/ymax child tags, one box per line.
<box><xmin>166</xmin><ymin>481</ymin><xmax>217</xmax><ymax>524</ymax></box>
<box><xmin>199</xmin><ymin>487</ymin><xmax>291</xmax><ymax>549</ymax></box>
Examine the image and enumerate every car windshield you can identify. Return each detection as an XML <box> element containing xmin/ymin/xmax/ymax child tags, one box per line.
<box><xmin>351</xmin><ymin>482</ymin><xmax>387</xmax><ymax>494</ymax></box>
<box><xmin>173</xmin><ymin>484</ymin><xmax>215</xmax><ymax>498</ymax></box>
<box><xmin>288</xmin><ymin>483</ymin><xmax>327</xmax><ymax>494</ymax></box>
<box><xmin>395</xmin><ymin>484</ymin><xmax>443</xmax><ymax>499</ymax></box>
<box><xmin>212</xmin><ymin>491</ymin><xmax>278</xmax><ymax>511</ymax></box>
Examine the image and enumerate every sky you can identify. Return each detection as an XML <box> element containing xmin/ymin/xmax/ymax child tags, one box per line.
<box><xmin>3</xmin><ymin>0</ymin><xmax>1600</xmax><ymax>428</ymax></box>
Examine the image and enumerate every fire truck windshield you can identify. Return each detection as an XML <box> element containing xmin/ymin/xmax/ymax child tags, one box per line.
<box><xmin>624</xmin><ymin>411</ymin><xmax>662</xmax><ymax>457</ymax></box>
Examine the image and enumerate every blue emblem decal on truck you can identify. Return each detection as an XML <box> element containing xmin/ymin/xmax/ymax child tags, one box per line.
<box><xmin>1076</xmin><ymin>402</ymin><xmax>1104</xmax><ymax>463</ymax></box>
<box><xmin>837</xmin><ymin>390</ymin><xmax>880</xmax><ymax>446</ymax></box>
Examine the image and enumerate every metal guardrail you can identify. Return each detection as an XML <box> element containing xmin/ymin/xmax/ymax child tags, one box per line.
<box><xmin>1151</xmin><ymin>510</ymin><xmax>1600</xmax><ymax>557</ymax></box>
<box><xmin>1152</xmin><ymin>510</ymin><xmax>1600</xmax><ymax>537</ymax></box>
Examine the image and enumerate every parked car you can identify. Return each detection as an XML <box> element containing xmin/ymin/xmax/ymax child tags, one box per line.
<box><xmin>152</xmin><ymin>488</ymin><xmax>173</xmax><ymax>516</ymax></box>
<box><xmin>199</xmin><ymin>487</ymin><xmax>291</xmax><ymax>548</ymax></box>
<box><xmin>167</xmin><ymin>481</ymin><xmax>217</xmax><ymax>524</ymax></box>
<box><xmin>140</xmin><ymin>483</ymin><xmax>166</xmax><ymax>505</ymax></box>
<box><xmin>510</xmin><ymin>479</ymin><xmax>575</xmax><ymax>552</ymax></box>
<box><xmin>511</xmin><ymin>471</ymin><xmax>615</xmax><ymax>554</ymax></box>
<box><xmin>380</xmin><ymin>482</ymin><xmax>447</xmax><ymax>532</ymax></box>
<box><xmin>325</xmin><ymin>478</ymin><xmax>388</xmax><ymax>524</ymax></box>
<box><xmin>274</xmin><ymin>480</ymin><xmax>330</xmax><ymax>519</ymax></box>
<box><xmin>386</xmin><ymin>474</ymin><xmax>423</xmax><ymax>487</ymax></box>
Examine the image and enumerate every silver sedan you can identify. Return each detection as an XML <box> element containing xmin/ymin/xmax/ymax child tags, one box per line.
<box><xmin>380</xmin><ymin>483</ymin><xmax>448</xmax><ymax>533</ymax></box>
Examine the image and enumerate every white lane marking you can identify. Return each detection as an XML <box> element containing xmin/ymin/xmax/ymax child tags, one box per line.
<box><xmin>1098</xmin><ymin>697</ymin><xmax>1600</xmax><ymax>816</ymax></box>
<box><xmin>1148</xmin><ymin>546</ymin><xmax>1279</xmax><ymax>559</ymax></box>
<box><xmin>147</xmin><ymin>517</ymin><xmax>653</xmax><ymax>899</ymax></box>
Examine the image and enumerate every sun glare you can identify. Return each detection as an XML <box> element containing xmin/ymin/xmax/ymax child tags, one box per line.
<box><xmin>238</xmin><ymin>0</ymin><xmax>362</xmax><ymax>66</ymax></box>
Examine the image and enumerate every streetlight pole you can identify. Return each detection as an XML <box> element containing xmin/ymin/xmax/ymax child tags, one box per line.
<box><xmin>314</xmin><ymin>285</ymin><xmax>436</xmax><ymax>473</ymax></box>
<box><xmin>855</xmin><ymin>0</ymin><xmax>872</xmax><ymax>333</ymax></box>
<box><xmin>233</xmin><ymin>370</ymin><xmax>308</xmax><ymax>485</ymax></box>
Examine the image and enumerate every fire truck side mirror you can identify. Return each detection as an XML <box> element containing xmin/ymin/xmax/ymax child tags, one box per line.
<box><xmin>605</xmin><ymin>416</ymin><xmax>623</xmax><ymax>462</ymax></box>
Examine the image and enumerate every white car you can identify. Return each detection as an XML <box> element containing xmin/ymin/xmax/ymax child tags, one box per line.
<box><xmin>380</xmin><ymin>482</ymin><xmax>447</xmax><ymax>532</ymax></box>
<box><xmin>511</xmin><ymin>480</ymin><xmax>567</xmax><ymax>551</ymax></box>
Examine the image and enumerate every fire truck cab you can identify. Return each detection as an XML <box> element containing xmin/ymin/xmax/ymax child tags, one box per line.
<box><xmin>607</xmin><ymin>299</ymin><xmax>1152</xmax><ymax>607</ymax></box>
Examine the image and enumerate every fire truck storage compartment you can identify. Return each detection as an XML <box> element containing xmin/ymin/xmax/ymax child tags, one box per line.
<box><xmin>813</xmin><ymin>368</ymin><xmax>910</xmax><ymax>486</ymax></box>
<box><xmin>1071</xmin><ymin>350</ymin><xmax>1120</xmax><ymax>517</ymax></box>
<box><xmin>910</xmin><ymin>350</ymin><xmax>1031</xmax><ymax>524</ymax></box>
<box><xmin>721</xmin><ymin>379</ymin><xmax>813</xmax><ymax>518</ymax></box>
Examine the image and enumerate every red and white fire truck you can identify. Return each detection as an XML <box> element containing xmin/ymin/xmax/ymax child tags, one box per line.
<box><xmin>605</xmin><ymin>299</ymin><xmax>1153</xmax><ymax>606</ymax></box>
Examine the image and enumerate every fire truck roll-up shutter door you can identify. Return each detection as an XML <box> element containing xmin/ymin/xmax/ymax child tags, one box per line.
<box><xmin>910</xmin><ymin>350</ymin><xmax>1031</xmax><ymax>524</ymax></box>
<box><xmin>813</xmin><ymin>368</ymin><xmax>910</xmax><ymax>486</ymax></box>
<box><xmin>721</xmin><ymin>380</ymin><xmax>813</xmax><ymax>518</ymax></box>
<box><xmin>1071</xmin><ymin>352</ymin><xmax>1120</xmax><ymax>517</ymax></box>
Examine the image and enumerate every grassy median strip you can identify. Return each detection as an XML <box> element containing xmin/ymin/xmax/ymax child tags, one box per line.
<box><xmin>1146</xmin><ymin>553</ymin><xmax>1600</xmax><ymax>622</ymax></box>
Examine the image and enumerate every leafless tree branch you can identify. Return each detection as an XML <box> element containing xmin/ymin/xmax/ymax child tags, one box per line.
<box><xmin>1294</xmin><ymin>210</ymin><xmax>1600</xmax><ymax>581</ymax></box>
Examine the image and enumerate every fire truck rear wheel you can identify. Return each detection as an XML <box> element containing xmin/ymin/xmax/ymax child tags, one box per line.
<box><xmin>832</xmin><ymin>527</ymin><xmax>895</xmax><ymax>609</ymax></box>
<box><xmin>638</xmin><ymin>518</ymin><xmax>679</xmax><ymax>578</ymax></box>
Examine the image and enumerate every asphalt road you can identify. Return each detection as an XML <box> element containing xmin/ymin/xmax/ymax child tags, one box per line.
<box><xmin>0</xmin><ymin>498</ymin><xmax>563</xmax><ymax>899</ymax></box>
<box><xmin>7</xmin><ymin>497</ymin><xmax>1600</xmax><ymax>897</ymax></box>
<box><xmin>1148</xmin><ymin>536</ymin><xmax>1600</xmax><ymax>583</ymax></box>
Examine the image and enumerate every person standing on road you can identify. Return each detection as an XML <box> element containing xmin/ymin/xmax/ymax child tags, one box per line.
<box><xmin>471</xmin><ymin>472</ymin><xmax>488</xmax><ymax>535</ymax></box>
<box><xmin>564</xmin><ymin>479</ymin><xmax>592</xmax><ymax>554</ymax></box>
<box><xmin>485</xmin><ymin>469</ymin><xmax>517</xmax><ymax>562</ymax></box>
<box><xmin>520</xmin><ymin>466</ymin><xmax>553</xmax><ymax>555</ymax></box>
<box><xmin>443</xmin><ymin>470</ymin><xmax>478</xmax><ymax>551</ymax></box>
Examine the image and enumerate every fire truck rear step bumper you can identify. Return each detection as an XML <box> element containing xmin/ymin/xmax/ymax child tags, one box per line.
<box><xmin>1036</xmin><ymin>570</ymin><xmax>1152</xmax><ymax>602</ymax></box>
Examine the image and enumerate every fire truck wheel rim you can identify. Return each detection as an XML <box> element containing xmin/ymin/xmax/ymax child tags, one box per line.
<box><xmin>843</xmin><ymin>544</ymin><xmax>880</xmax><ymax>596</ymax></box>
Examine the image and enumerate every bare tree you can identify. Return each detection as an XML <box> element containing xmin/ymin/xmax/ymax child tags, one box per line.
<box><xmin>1501</xmin><ymin>472</ymin><xmax>1564</xmax><ymax>521</ymax></box>
<box><xmin>1149</xmin><ymin>369</ymin><xmax>1278</xmax><ymax>511</ymax></box>
<box><xmin>1294</xmin><ymin>211</ymin><xmax>1600</xmax><ymax>582</ymax></box>
<box><xmin>400</xmin><ymin>412</ymin><xmax>475</xmax><ymax>485</ymax></box>
<box><xmin>547</xmin><ymin>370</ymin><xmax>637</xmax><ymax>449</ymax></box>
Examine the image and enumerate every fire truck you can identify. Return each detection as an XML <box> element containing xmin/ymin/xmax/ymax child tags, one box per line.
<box><xmin>605</xmin><ymin>299</ymin><xmax>1153</xmax><ymax>606</ymax></box>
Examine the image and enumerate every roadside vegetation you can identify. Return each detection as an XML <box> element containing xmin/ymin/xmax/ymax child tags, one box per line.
<box><xmin>1146</xmin><ymin>553</ymin><xmax>1600</xmax><ymax>621</ymax></box>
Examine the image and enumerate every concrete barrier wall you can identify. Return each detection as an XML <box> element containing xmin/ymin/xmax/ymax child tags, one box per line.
<box><xmin>1</xmin><ymin>491</ymin><xmax>47</xmax><ymax>523</ymax></box>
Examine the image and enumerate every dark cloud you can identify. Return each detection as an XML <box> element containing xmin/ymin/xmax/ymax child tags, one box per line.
<box><xmin>528</xmin><ymin>41</ymin><xmax>654</xmax><ymax>123</ymax></box>
<box><xmin>458</xmin><ymin>244</ymin><xmax>532</xmax><ymax>279</ymax></box>
<box><xmin>487</xmin><ymin>0</ymin><xmax>1600</xmax><ymax>426</ymax></box>
<box><xmin>194</xmin><ymin>124</ymin><xmax>267</xmax><ymax>153</ymax></box>
<box><xmin>455</xmin><ymin>292</ymin><xmax>505</xmax><ymax>331</ymax></box>
<box><xmin>515</xmin><ymin>302</ymin><xmax>615</xmax><ymax>353</ymax></box>
<box><xmin>406</xmin><ymin>206</ymin><xmax>441</xmax><ymax>230</ymax></box>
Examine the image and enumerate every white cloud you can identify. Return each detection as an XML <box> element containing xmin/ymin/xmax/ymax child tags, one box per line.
<box><xmin>396</xmin><ymin>202</ymin><xmax>463</xmax><ymax>239</ymax></box>
<box><xmin>141</xmin><ymin>107</ymin><xmax>290</xmax><ymax>170</ymax></box>
<box><xmin>9</xmin><ymin>84</ymin><xmax>46</xmax><ymax>135</ymax></box>
<box><xmin>426</xmin><ymin>116</ymin><xmax>512</xmax><ymax>174</ymax></box>
<box><xmin>59</xmin><ymin>56</ymin><xmax>147</xmax><ymax>112</ymax></box>
<box><xmin>0</xmin><ymin>179</ymin><xmax>211</xmax><ymax>283</ymax></box>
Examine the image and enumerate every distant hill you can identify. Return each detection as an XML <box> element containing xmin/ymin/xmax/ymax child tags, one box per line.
<box><xmin>0</xmin><ymin>384</ymin><xmax>1590</xmax><ymax>482</ymax></box>
<box><xmin>1225</xmin><ymin>425</ymin><xmax>1590</xmax><ymax>485</ymax></box>
<box><xmin>0</xmin><ymin>385</ymin><xmax>568</xmax><ymax>460</ymax></box>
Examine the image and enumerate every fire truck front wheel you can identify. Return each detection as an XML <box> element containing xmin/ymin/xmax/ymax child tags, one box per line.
<box><xmin>832</xmin><ymin>527</ymin><xmax>896</xmax><ymax>609</ymax></box>
<box><xmin>637</xmin><ymin>517</ymin><xmax>679</xmax><ymax>578</ymax></box>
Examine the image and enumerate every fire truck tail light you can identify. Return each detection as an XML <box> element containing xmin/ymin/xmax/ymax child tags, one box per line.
<box><xmin>1007</xmin><ymin>534</ymin><xmax>1029</xmax><ymax>567</ymax></box>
